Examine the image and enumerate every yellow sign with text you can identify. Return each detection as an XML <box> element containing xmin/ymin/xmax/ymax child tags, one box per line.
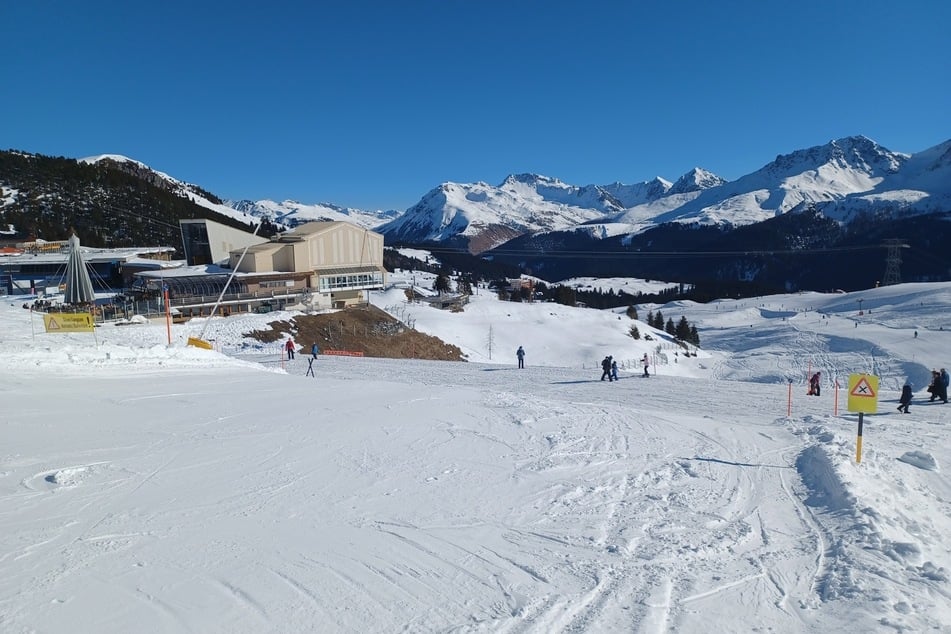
<box><xmin>43</xmin><ymin>312</ymin><xmax>95</xmax><ymax>333</ymax></box>
<box><xmin>847</xmin><ymin>373</ymin><xmax>879</xmax><ymax>413</ymax></box>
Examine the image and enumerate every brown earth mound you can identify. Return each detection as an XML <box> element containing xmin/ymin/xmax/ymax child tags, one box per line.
<box><xmin>244</xmin><ymin>304</ymin><xmax>465</xmax><ymax>362</ymax></box>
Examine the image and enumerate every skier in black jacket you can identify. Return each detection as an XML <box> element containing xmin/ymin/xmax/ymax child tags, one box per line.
<box><xmin>898</xmin><ymin>383</ymin><xmax>912</xmax><ymax>413</ymax></box>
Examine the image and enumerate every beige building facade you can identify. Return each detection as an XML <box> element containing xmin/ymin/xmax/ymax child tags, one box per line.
<box><xmin>229</xmin><ymin>221</ymin><xmax>386</xmax><ymax>309</ymax></box>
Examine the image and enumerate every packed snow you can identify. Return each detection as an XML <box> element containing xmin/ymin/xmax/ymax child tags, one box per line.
<box><xmin>3</xmin><ymin>272</ymin><xmax>951</xmax><ymax>633</ymax></box>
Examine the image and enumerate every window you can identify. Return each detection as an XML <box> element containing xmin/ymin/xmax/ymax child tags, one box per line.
<box><xmin>317</xmin><ymin>270</ymin><xmax>384</xmax><ymax>292</ymax></box>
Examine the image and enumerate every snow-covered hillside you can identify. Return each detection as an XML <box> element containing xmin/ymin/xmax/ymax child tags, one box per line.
<box><xmin>79</xmin><ymin>154</ymin><xmax>261</xmax><ymax>227</ymax></box>
<box><xmin>4</xmin><ymin>275</ymin><xmax>951</xmax><ymax>632</ymax></box>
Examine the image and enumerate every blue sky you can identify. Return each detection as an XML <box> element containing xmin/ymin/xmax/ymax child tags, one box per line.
<box><xmin>4</xmin><ymin>1</ymin><xmax>949</xmax><ymax>211</ymax></box>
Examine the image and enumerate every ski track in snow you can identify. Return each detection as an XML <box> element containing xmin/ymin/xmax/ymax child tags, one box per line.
<box><xmin>5</xmin><ymin>282</ymin><xmax>951</xmax><ymax>632</ymax></box>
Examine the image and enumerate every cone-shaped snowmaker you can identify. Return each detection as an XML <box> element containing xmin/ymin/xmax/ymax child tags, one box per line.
<box><xmin>63</xmin><ymin>234</ymin><xmax>96</xmax><ymax>305</ymax></box>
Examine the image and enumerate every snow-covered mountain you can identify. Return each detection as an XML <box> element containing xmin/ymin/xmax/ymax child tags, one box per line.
<box><xmin>377</xmin><ymin>174</ymin><xmax>634</xmax><ymax>253</ymax></box>
<box><xmin>226</xmin><ymin>199</ymin><xmax>399</xmax><ymax>230</ymax></box>
<box><xmin>78</xmin><ymin>155</ymin><xmax>398</xmax><ymax>232</ymax></box>
<box><xmin>81</xmin><ymin>136</ymin><xmax>951</xmax><ymax>258</ymax></box>
<box><xmin>78</xmin><ymin>155</ymin><xmax>261</xmax><ymax>227</ymax></box>
<box><xmin>377</xmin><ymin>136</ymin><xmax>951</xmax><ymax>252</ymax></box>
<box><xmin>616</xmin><ymin>135</ymin><xmax>914</xmax><ymax>229</ymax></box>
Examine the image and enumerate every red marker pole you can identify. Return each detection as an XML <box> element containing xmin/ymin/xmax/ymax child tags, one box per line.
<box><xmin>164</xmin><ymin>287</ymin><xmax>171</xmax><ymax>345</ymax></box>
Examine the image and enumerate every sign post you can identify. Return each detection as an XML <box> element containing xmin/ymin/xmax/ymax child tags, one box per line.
<box><xmin>787</xmin><ymin>378</ymin><xmax>793</xmax><ymax>416</ymax></box>
<box><xmin>846</xmin><ymin>373</ymin><xmax>879</xmax><ymax>463</ymax></box>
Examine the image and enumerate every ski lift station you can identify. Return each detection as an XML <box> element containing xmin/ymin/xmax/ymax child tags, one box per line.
<box><xmin>1</xmin><ymin>218</ymin><xmax>386</xmax><ymax>321</ymax></box>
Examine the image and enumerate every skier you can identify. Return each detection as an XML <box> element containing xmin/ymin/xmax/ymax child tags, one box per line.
<box><xmin>611</xmin><ymin>359</ymin><xmax>618</xmax><ymax>381</ymax></box>
<box><xmin>285</xmin><ymin>338</ymin><xmax>296</xmax><ymax>360</ymax></box>
<box><xmin>928</xmin><ymin>369</ymin><xmax>940</xmax><ymax>401</ymax></box>
<box><xmin>642</xmin><ymin>353</ymin><xmax>650</xmax><ymax>377</ymax></box>
<box><xmin>600</xmin><ymin>356</ymin><xmax>614</xmax><ymax>382</ymax></box>
<box><xmin>897</xmin><ymin>383</ymin><xmax>912</xmax><ymax>414</ymax></box>
<box><xmin>311</xmin><ymin>342</ymin><xmax>320</xmax><ymax>359</ymax></box>
<box><xmin>516</xmin><ymin>345</ymin><xmax>525</xmax><ymax>369</ymax></box>
<box><xmin>939</xmin><ymin>368</ymin><xmax>950</xmax><ymax>404</ymax></box>
<box><xmin>808</xmin><ymin>372</ymin><xmax>821</xmax><ymax>396</ymax></box>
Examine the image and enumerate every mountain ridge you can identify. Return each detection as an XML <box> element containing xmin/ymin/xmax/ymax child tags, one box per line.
<box><xmin>1</xmin><ymin>135</ymin><xmax>949</xmax><ymax>291</ymax></box>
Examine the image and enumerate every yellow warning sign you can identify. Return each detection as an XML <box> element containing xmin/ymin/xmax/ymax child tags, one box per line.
<box><xmin>43</xmin><ymin>312</ymin><xmax>95</xmax><ymax>333</ymax></box>
<box><xmin>847</xmin><ymin>373</ymin><xmax>879</xmax><ymax>414</ymax></box>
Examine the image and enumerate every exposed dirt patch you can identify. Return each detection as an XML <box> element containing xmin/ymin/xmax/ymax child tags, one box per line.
<box><xmin>244</xmin><ymin>304</ymin><xmax>465</xmax><ymax>362</ymax></box>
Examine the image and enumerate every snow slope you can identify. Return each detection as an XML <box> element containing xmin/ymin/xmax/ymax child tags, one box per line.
<box><xmin>2</xmin><ymin>276</ymin><xmax>951</xmax><ymax>632</ymax></box>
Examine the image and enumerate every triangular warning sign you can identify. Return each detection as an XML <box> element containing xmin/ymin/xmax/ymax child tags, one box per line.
<box><xmin>850</xmin><ymin>376</ymin><xmax>876</xmax><ymax>398</ymax></box>
<box><xmin>47</xmin><ymin>317</ymin><xmax>61</xmax><ymax>330</ymax></box>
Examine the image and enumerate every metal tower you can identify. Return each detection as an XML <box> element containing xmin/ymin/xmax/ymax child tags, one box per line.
<box><xmin>881</xmin><ymin>239</ymin><xmax>910</xmax><ymax>286</ymax></box>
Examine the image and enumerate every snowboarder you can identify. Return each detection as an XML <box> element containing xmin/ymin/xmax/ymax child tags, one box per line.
<box><xmin>808</xmin><ymin>372</ymin><xmax>821</xmax><ymax>396</ymax></box>
<box><xmin>642</xmin><ymin>353</ymin><xmax>650</xmax><ymax>377</ymax></box>
<box><xmin>285</xmin><ymin>338</ymin><xmax>296</xmax><ymax>360</ymax></box>
<box><xmin>311</xmin><ymin>342</ymin><xmax>320</xmax><ymax>359</ymax></box>
<box><xmin>516</xmin><ymin>345</ymin><xmax>525</xmax><ymax>369</ymax></box>
<box><xmin>897</xmin><ymin>383</ymin><xmax>912</xmax><ymax>414</ymax></box>
<box><xmin>601</xmin><ymin>356</ymin><xmax>614</xmax><ymax>382</ymax></box>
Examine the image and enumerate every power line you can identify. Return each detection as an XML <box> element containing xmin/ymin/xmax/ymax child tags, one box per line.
<box><xmin>409</xmin><ymin>243</ymin><xmax>887</xmax><ymax>260</ymax></box>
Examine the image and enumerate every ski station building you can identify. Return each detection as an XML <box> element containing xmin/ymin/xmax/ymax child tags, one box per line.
<box><xmin>132</xmin><ymin>219</ymin><xmax>387</xmax><ymax>318</ymax></box>
<box><xmin>3</xmin><ymin>218</ymin><xmax>387</xmax><ymax>322</ymax></box>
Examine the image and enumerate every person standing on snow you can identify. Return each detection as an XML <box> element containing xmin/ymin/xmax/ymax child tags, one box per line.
<box><xmin>516</xmin><ymin>346</ymin><xmax>526</xmax><ymax>369</ymax></box>
<box><xmin>601</xmin><ymin>356</ymin><xmax>614</xmax><ymax>382</ymax></box>
<box><xmin>808</xmin><ymin>372</ymin><xmax>821</xmax><ymax>396</ymax></box>
<box><xmin>928</xmin><ymin>370</ymin><xmax>940</xmax><ymax>401</ymax></box>
<box><xmin>898</xmin><ymin>383</ymin><xmax>913</xmax><ymax>413</ymax></box>
<box><xmin>285</xmin><ymin>338</ymin><xmax>296</xmax><ymax>360</ymax></box>
<box><xmin>642</xmin><ymin>353</ymin><xmax>650</xmax><ymax>377</ymax></box>
<box><xmin>938</xmin><ymin>368</ymin><xmax>950</xmax><ymax>404</ymax></box>
<box><xmin>611</xmin><ymin>359</ymin><xmax>619</xmax><ymax>381</ymax></box>
<box><xmin>311</xmin><ymin>342</ymin><xmax>320</xmax><ymax>359</ymax></box>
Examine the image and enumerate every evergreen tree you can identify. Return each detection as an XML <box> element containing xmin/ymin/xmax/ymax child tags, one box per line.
<box><xmin>653</xmin><ymin>310</ymin><xmax>665</xmax><ymax>329</ymax></box>
<box><xmin>689</xmin><ymin>325</ymin><xmax>701</xmax><ymax>346</ymax></box>
<box><xmin>553</xmin><ymin>285</ymin><xmax>576</xmax><ymax>306</ymax></box>
<box><xmin>457</xmin><ymin>275</ymin><xmax>473</xmax><ymax>296</ymax></box>
<box><xmin>626</xmin><ymin>305</ymin><xmax>638</xmax><ymax>320</ymax></box>
<box><xmin>629</xmin><ymin>324</ymin><xmax>641</xmax><ymax>340</ymax></box>
<box><xmin>675</xmin><ymin>316</ymin><xmax>691</xmax><ymax>341</ymax></box>
<box><xmin>665</xmin><ymin>318</ymin><xmax>676</xmax><ymax>336</ymax></box>
<box><xmin>433</xmin><ymin>274</ymin><xmax>451</xmax><ymax>293</ymax></box>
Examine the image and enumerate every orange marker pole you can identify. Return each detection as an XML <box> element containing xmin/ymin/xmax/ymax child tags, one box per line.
<box><xmin>833</xmin><ymin>380</ymin><xmax>839</xmax><ymax>416</ymax></box>
<box><xmin>855</xmin><ymin>413</ymin><xmax>864</xmax><ymax>463</ymax></box>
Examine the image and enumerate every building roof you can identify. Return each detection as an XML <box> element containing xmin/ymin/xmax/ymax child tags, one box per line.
<box><xmin>317</xmin><ymin>265</ymin><xmax>386</xmax><ymax>276</ymax></box>
<box><xmin>0</xmin><ymin>245</ymin><xmax>173</xmax><ymax>266</ymax></box>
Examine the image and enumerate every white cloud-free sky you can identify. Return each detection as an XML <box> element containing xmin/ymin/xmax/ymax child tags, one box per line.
<box><xmin>4</xmin><ymin>2</ymin><xmax>949</xmax><ymax>210</ymax></box>
<box><xmin>3</xmin><ymin>270</ymin><xmax>951</xmax><ymax>632</ymax></box>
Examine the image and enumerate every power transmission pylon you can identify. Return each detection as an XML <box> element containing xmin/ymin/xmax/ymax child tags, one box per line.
<box><xmin>881</xmin><ymin>239</ymin><xmax>910</xmax><ymax>286</ymax></box>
